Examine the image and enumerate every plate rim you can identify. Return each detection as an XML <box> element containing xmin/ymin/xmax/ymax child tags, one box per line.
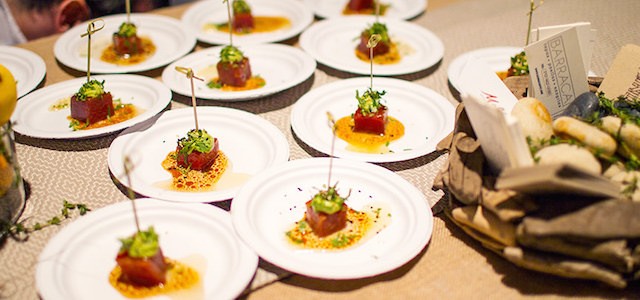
<box><xmin>447</xmin><ymin>46</ymin><xmax>523</xmax><ymax>93</ymax></box>
<box><xmin>53</xmin><ymin>13</ymin><xmax>197</xmax><ymax>74</ymax></box>
<box><xmin>107</xmin><ymin>106</ymin><xmax>291</xmax><ymax>203</ymax></box>
<box><xmin>11</xmin><ymin>74</ymin><xmax>172</xmax><ymax>139</ymax></box>
<box><xmin>305</xmin><ymin>0</ymin><xmax>428</xmax><ymax>20</ymax></box>
<box><xmin>299</xmin><ymin>15</ymin><xmax>443</xmax><ymax>76</ymax></box>
<box><xmin>35</xmin><ymin>198</ymin><xmax>259</xmax><ymax>300</ymax></box>
<box><xmin>290</xmin><ymin>76</ymin><xmax>455</xmax><ymax>162</ymax></box>
<box><xmin>161</xmin><ymin>43</ymin><xmax>316</xmax><ymax>101</ymax></box>
<box><xmin>230</xmin><ymin>157</ymin><xmax>434</xmax><ymax>279</ymax></box>
<box><xmin>0</xmin><ymin>45</ymin><xmax>46</xmax><ymax>98</ymax></box>
<box><xmin>181</xmin><ymin>0</ymin><xmax>314</xmax><ymax>45</ymax></box>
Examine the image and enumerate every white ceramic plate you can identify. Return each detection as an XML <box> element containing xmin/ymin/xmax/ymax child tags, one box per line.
<box><xmin>231</xmin><ymin>157</ymin><xmax>433</xmax><ymax>279</ymax></box>
<box><xmin>305</xmin><ymin>0</ymin><xmax>427</xmax><ymax>20</ymax></box>
<box><xmin>11</xmin><ymin>75</ymin><xmax>171</xmax><ymax>139</ymax></box>
<box><xmin>108</xmin><ymin>107</ymin><xmax>290</xmax><ymax>202</ymax></box>
<box><xmin>0</xmin><ymin>45</ymin><xmax>46</xmax><ymax>98</ymax></box>
<box><xmin>299</xmin><ymin>16</ymin><xmax>443</xmax><ymax>76</ymax></box>
<box><xmin>54</xmin><ymin>14</ymin><xmax>196</xmax><ymax>73</ymax></box>
<box><xmin>162</xmin><ymin>43</ymin><xmax>316</xmax><ymax>101</ymax></box>
<box><xmin>291</xmin><ymin>77</ymin><xmax>455</xmax><ymax>162</ymax></box>
<box><xmin>447</xmin><ymin>46</ymin><xmax>522</xmax><ymax>93</ymax></box>
<box><xmin>36</xmin><ymin>198</ymin><xmax>258</xmax><ymax>300</ymax></box>
<box><xmin>182</xmin><ymin>0</ymin><xmax>313</xmax><ymax>45</ymax></box>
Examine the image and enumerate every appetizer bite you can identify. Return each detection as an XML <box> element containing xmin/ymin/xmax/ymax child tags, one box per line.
<box><xmin>355</xmin><ymin>22</ymin><xmax>400</xmax><ymax>64</ymax></box>
<box><xmin>101</xmin><ymin>21</ymin><xmax>156</xmax><ymax>65</ymax></box>
<box><xmin>63</xmin><ymin>79</ymin><xmax>139</xmax><ymax>131</ymax></box>
<box><xmin>162</xmin><ymin>129</ymin><xmax>229</xmax><ymax>191</ymax></box>
<box><xmin>352</xmin><ymin>88</ymin><xmax>388</xmax><ymax>135</ymax></box>
<box><xmin>305</xmin><ymin>184</ymin><xmax>350</xmax><ymax>237</ymax></box>
<box><xmin>343</xmin><ymin>0</ymin><xmax>389</xmax><ymax>16</ymax></box>
<box><xmin>208</xmin><ymin>0</ymin><xmax>290</xmax><ymax>35</ymax></box>
<box><xmin>215</xmin><ymin>45</ymin><xmax>253</xmax><ymax>88</ymax></box>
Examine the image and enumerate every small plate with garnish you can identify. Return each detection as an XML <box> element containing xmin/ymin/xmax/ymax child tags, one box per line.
<box><xmin>36</xmin><ymin>198</ymin><xmax>258</xmax><ymax>300</ymax></box>
<box><xmin>231</xmin><ymin>157</ymin><xmax>433</xmax><ymax>279</ymax></box>
<box><xmin>161</xmin><ymin>43</ymin><xmax>316</xmax><ymax>101</ymax></box>
<box><xmin>291</xmin><ymin>77</ymin><xmax>455</xmax><ymax>163</ymax></box>
<box><xmin>10</xmin><ymin>74</ymin><xmax>171</xmax><ymax>139</ymax></box>
<box><xmin>305</xmin><ymin>0</ymin><xmax>427</xmax><ymax>20</ymax></box>
<box><xmin>0</xmin><ymin>46</ymin><xmax>46</xmax><ymax>98</ymax></box>
<box><xmin>299</xmin><ymin>16</ymin><xmax>443</xmax><ymax>76</ymax></box>
<box><xmin>447</xmin><ymin>46</ymin><xmax>523</xmax><ymax>93</ymax></box>
<box><xmin>54</xmin><ymin>13</ymin><xmax>196</xmax><ymax>74</ymax></box>
<box><xmin>182</xmin><ymin>0</ymin><xmax>313</xmax><ymax>45</ymax></box>
<box><xmin>108</xmin><ymin>106</ymin><xmax>290</xmax><ymax>202</ymax></box>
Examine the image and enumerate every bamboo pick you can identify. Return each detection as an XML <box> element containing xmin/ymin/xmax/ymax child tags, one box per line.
<box><xmin>80</xmin><ymin>19</ymin><xmax>104</xmax><ymax>82</ymax></box>
<box><xmin>126</xmin><ymin>0</ymin><xmax>131</xmax><ymax>24</ymax></box>
<box><xmin>367</xmin><ymin>34</ymin><xmax>382</xmax><ymax>90</ymax></box>
<box><xmin>175</xmin><ymin>66</ymin><xmax>204</xmax><ymax>130</ymax></box>
<box><xmin>123</xmin><ymin>156</ymin><xmax>140</xmax><ymax>233</ymax></box>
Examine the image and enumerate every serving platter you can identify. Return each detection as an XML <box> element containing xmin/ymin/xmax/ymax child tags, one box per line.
<box><xmin>231</xmin><ymin>157</ymin><xmax>433</xmax><ymax>279</ymax></box>
<box><xmin>108</xmin><ymin>107</ymin><xmax>290</xmax><ymax>202</ymax></box>
<box><xmin>36</xmin><ymin>198</ymin><xmax>258</xmax><ymax>300</ymax></box>
<box><xmin>54</xmin><ymin>14</ymin><xmax>196</xmax><ymax>73</ymax></box>
<box><xmin>0</xmin><ymin>45</ymin><xmax>46</xmax><ymax>98</ymax></box>
<box><xmin>161</xmin><ymin>43</ymin><xmax>316</xmax><ymax>101</ymax></box>
<box><xmin>299</xmin><ymin>16</ymin><xmax>443</xmax><ymax>76</ymax></box>
<box><xmin>305</xmin><ymin>0</ymin><xmax>427</xmax><ymax>20</ymax></box>
<box><xmin>291</xmin><ymin>77</ymin><xmax>455</xmax><ymax>162</ymax></box>
<box><xmin>182</xmin><ymin>0</ymin><xmax>313</xmax><ymax>45</ymax></box>
<box><xmin>447</xmin><ymin>46</ymin><xmax>522</xmax><ymax>93</ymax></box>
<box><xmin>11</xmin><ymin>74</ymin><xmax>171</xmax><ymax>139</ymax></box>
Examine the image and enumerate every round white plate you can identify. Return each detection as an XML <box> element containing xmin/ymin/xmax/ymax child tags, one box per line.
<box><xmin>447</xmin><ymin>46</ymin><xmax>522</xmax><ymax>93</ymax></box>
<box><xmin>291</xmin><ymin>77</ymin><xmax>455</xmax><ymax>162</ymax></box>
<box><xmin>182</xmin><ymin>0</ymin><xmax>313</xmax><ymax>45</ymax></box>
<box><xmin>108</xmin><ymin>107</ymin><xmax>290</xmax><ymax>202</ymax></box>
<box><xmin>0</xmin><ymin>45</ymin><xmax>46</xmax><ymax>98</ymax></box>
<box><xmin>11</xmin><ymin>75</ymin><xmax>171</xmax><ymax>139</ymax></box>
<box><xmin>162</xmin><ymin>43</ymin><xmax>316</xmax><ymax>101</ymax></box>
<box><xmin>231</xmin><ymin>157</ymin><xmax>433</xmax><ymax>279</ymax></box>
<box><xmin>299</xmin><ymin>16</ymin><xmax>443</xmax><ymax>76</ymax></box>
<box><xmin>305</xmin><ymin>0</ymin><xmax>427</xmax><ymax>20</ymax></box>
<box><xmin>54</xmin><ymin>14</ymin><xmax>196</xmax><ymax>73</ymax></box>
<box><xmin>36</xmin><ymin>198</ymin><xmax>258</xmax><ymax>300</ymax></box>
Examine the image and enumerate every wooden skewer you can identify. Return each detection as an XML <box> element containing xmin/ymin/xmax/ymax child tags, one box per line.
<box><xmin>325</xmin><ymin>112</ymin><xmax>337</xmax><ymax>188</ymax></box>
<box><xmin>80</xmin><ymin>19</ymin><xmax>104</xmax><ymax>82</ymax></box>
<box><xmin>367</xmin><ymin>34</ymin><xmax>382</xmax><ymax>90</ymax></box>
<box><xmin>126</xmin><ymin>0</ymin><xmax>131</xmax><ymax>24</ymax></box>
<box><xmin>123</xmin><ymin>156</ymin><xmax>140</xmax><ymax>233</ymax></box>
<box><xmin>175</xmin><ymin>66</ymin><xmax>204</xmax><ymax>130</ymax></box>
<box><xmin>224</xmin><ymin>0</ymin><xmax>233</xmax><ymax>46</ymax></box>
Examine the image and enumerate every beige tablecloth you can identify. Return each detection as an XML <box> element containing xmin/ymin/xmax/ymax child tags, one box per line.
<box><xmin>2</xmin><ymin>0</ymin><xmax>640</xmax><ymax>299</ymax></box>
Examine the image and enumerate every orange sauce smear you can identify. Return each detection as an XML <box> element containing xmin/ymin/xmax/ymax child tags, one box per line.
<box><xmin>285</xmin><ymin>208</ymin><xmax>371</xmax><ymax>250</ymax></box>
<box><xmin>161</xmin><ymin>151</ymin><xmax>228</xmax><ymax>191</ymax></box>
<box><xmin>355</xmin><ymin>42</ymin><xmax>401</xmax><ymax>65</ymax></box>
<box><xmin>334</xmin><ymin>116</ymin><xmax>404</xmax><ymax>153</ymax></box>
<box><xmin>342</xmin><ymin>4</ymin><xmax>389</xmax><ymax>16</ymax></box>
<box><xmin>207</xmin><ymin>76</ymin><xmax>266</xmax><ymax>92</ymax></box>
<box><xmin>101</xmin><ymin>37</ymin><xmax>156</xmax><ymax>66</ymax></box>
<box><xmin>209</xmin><ymin>16</ymin><xmax>290</xmax><ymax>34</ymax></box>
<box><xmin>109</xmin><ymin>258</ymin><xmax>199</xmax><ymax>298</ymax></box>
<box><xmin>68</xmin><ymin>104</ymin><xmax>140</xmax><ymax>131</ymax></box>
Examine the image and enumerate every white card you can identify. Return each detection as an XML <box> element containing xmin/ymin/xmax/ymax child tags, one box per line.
<box><xmin>531</xmin><ymin>22</ymin><xmax>596</xmax><ymax>74</ymax></box>
<box><xmin>525</xmin><ymin>26</ymin><xmax>590</xmax><ymax>118</ymax></box>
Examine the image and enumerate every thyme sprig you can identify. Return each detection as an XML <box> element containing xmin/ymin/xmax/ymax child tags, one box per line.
<box><xmin>1</xmin><ymin>200</ymin><xmax>90</xmax><ymax>241</ymax></box>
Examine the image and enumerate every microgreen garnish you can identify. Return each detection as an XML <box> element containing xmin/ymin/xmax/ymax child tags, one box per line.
<box><xmin>232</xmin><ymin>0</ymin><xmax>251</xmax><ymax>14</ymax></box>
<box><xmin>116</xmin><ymin>22</ymin><xmax>137</xmax><ymax>37</ymax></box>
<box><xmin>178</xmin><ymin>129</ymin><xmax>214</xmax><ymax>156</ymax></box>
<box><xmin>219</xmin><ymin>45</ymin><xmax>245</xmax><ymax>63</ymax></box>
<box><xmin>356</xmin><ymin>88</ymin><xmax>386</xmax><ymax>115</ymax></box>
<box><xmin>74</xmin><ymin>79</ymin><xmax>105</xmax><ymax>101</ymax></box>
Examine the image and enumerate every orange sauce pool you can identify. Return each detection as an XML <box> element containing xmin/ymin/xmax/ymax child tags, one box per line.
<box><xmin>342</xmin><ymin>4</ymin><xmax>389</xmax><ymax>16</ymax></box>
<box><xmin>355</xmin><ymin>42</ymin><xmax>401</xmax><ymax>65</ymax></box>
<box><xmin>206</xmin><ymin>16</ymin><xmax>290</xmax><ymax>34</ymax></box>
<box><xmin>101</xmin><ymin>37</ymin><xmax>156</xmax><ymax>66</ymax></box>
<box><xmin>207</xmin><ymin>76</ymin><xmax>266</xmax><ymax>92</ymax></box>
<box><xmin>334</xmin><ymin>115</ymin><xmax>404</xmax><ymax>154</ymax></box>
<box><xmin>67</xmin><ymin>103</ymin><xmax>141</xmax><ymax>131</ymax></box>
<box><xmin>109</xmin><ymin>257</ymin><xmax>200</xmax><ymax>298</ymax></box>
<box><xmin>161</xmin><ymin>151</ymin><xmax>228</xmax><ymax>191</ymax></box>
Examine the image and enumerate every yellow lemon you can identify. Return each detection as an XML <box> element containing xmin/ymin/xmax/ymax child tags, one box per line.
<box><xmin>0</xmin><ymin>63</ymin><xmax>18</xmax><ymax>125</ymax></box>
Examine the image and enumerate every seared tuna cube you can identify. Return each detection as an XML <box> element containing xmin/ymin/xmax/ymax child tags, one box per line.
<box><xmin>70</xmin><ymin>92</ymin><xmax>114</xmax><ymax>124</ymax></box>
<box><xmin>305</xmin><ymin>200</ymin><xmax>348</xmax><ymax>237</ymax></box>
<box><xmin>217</xmin><ymin>57</ymin><xmax>252</xmax><ymax>87</ymax></box>
<box><xmin>176</xmin><ymin>138</ymin><xmax>219</xmax><ymax>171</ymax></box>
<box><xmin>115</xmin><ymin>248</ymin><xmax>167</xmax><ymax>287</ymax></box>
<box><xmin>353</xmin><ymin>105</ymin><xmax>387</xmax><ymax>135</ymax></box>
<box><xmin>113</xmin><ymin>34</ymin><xmax>142</xmax><ymax>56</ymax></box>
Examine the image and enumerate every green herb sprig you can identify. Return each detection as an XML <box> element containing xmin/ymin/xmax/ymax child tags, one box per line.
<box><xmin>74</xmin><ymin>79</ymin><xmax>105</xmax><ymax>101</ymax></box>
<box><xmin>178</xmin><ymin>129</ymin><xmax>214</xmax><ymax>156</ymax></box>
<box><xmin>116</xmin><ymin>22</ymin><xmax>137</xmax><ymax>38</ymax></box>
<box><xmin>232</xmin><ymin>0</ymin><xmax>251</xmax><ymax>14</ymax></box>
<box><xmin>219</xmin><ymin>45</ymin><xmax>245</xmax><ymax>63</ymax></box>
<box><xmin>1</xmin><ymin>200</ymin><xmax>90</xmax><ymax>241</ymax></box>
<box><xmin>356</xmin><ymin>88</ymin><xmax>386</xmax><ymax>115</ymax></box>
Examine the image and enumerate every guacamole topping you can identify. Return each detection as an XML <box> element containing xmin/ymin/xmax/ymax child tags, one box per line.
<box><xmin>311</xmin><ymin>184</ymin><xmax>349</xmax><ymax>214</ymax></box>
<box><xmin>219</xmin><ymin>45</ymin><xmax>245</xmax><ymax>64</ymax></box>
<box><xmin>74</xmin><ymin>79</ymin><xmax>105</xmax><ymax>101</ymax></box>
<box><xmin>356</xmin><ymin>88</ymin><xmax>386</xmax><ymax>116</ymax></box>
<box><xmin>119</xmin><ymin>226</ymin><xmax>160</xmax><ymax>258</ymax></box>
<box><xmin>116</xmin><ymin>22</ymin><xmax>137</xmax><ymax>38</ymax></box>
<box><xmin>232</xmin><ymin>0</ymin><xmax>251</xmax><ymax>14</ymax></box>
<box><xmin>363</xmin><ymin>22</ymin><xmax>390</xmax><ymax>43</ymax></box>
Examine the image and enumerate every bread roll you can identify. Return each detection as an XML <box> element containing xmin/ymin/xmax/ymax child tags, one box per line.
<box><xmin>535</xmin><ymin>144</ymin><xmax>602</xmax><ymax>174</ymax></box>
<box><xmin>511</xmin><ymin>97</ymin><xmax>553</xmax><ymax>146</ymax></box>
<box><xmin>553</xmin><ymin>116</ymin><xmax>617</xmax><ymax>157</ymax></box>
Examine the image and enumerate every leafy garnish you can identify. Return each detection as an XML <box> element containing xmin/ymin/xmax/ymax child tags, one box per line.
<box><xmin>178</xmin><ymin>129</ymin><xmax>214</xmax><ymax>156</ymax></box>
<box><xmin>356</xmin><ymin>88</ymin><xmax>386</xmax><ymax>115</ymax></box>
<box><xmin>311</xmin><ymin>184</ymin><xmax>350</xmax><ymax>214</ymax></box>
<box><xmin>1</xmin><ymin>200</ymin><xmax>90</xmax><ymax>242</ymax></box>
<box><xmin>119</xmin><ymin>226</ymin><xmax>160</xmax><ymax>258</ymax></box>
<box><xmin>116</xmin><ymin>22</ymin><xmax>137</xmax><ymax>38</ymax></box>
<box><xmin>509</xmin><ymin>51</ymin><xmax>529</xmax><ymax>76</ymax></box>
<box><xmin>219</xmin><ymin>45</ymin><xmax>245</xmax><ymax>64</ymax></box>
<box><xmin>363</xmin><ymin>22</ymin><xmax>390</xmax><ymax>43</ymax></box>
<box><xmin>232</xmin><ymin>0</ymin><xmax>251</xmax><ymax>14</ymax></box>
<box><xmin>74</xmin><ymin>79</ymin><xmax>105</xmax><ymax>101</ymax></box>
